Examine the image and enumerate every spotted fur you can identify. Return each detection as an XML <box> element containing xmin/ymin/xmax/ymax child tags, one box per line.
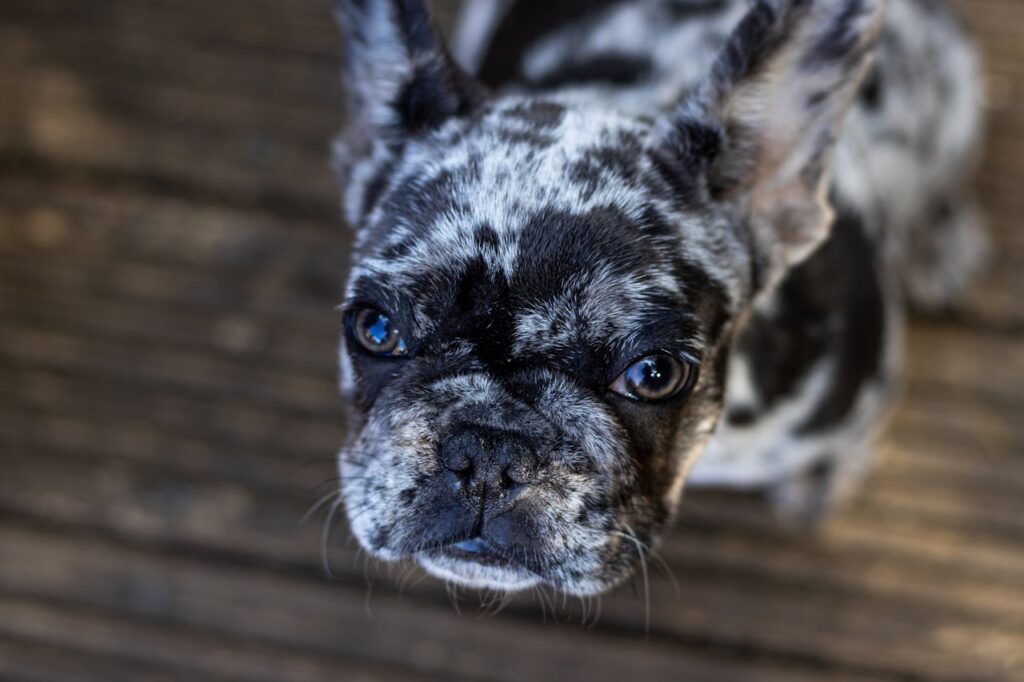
<box><xmin>332</xmin><ymin>0</ymin><xmax>986</xmax><ymax>594</ymax></box>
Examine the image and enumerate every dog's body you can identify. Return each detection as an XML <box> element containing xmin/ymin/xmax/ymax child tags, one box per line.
<box><xmin>453</xmin><ymin>0</ymin><xmax>986</xmax><ymax>519</ymax></box>
<box><xmin>333</xmin><ymin>0</ymin><xmax>986</xmax><ymax>594</ymax></box>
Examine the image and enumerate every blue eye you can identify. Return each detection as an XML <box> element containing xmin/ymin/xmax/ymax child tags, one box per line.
<box><xmin>353</xmin><ymin>308</ymin><xmax>408</xmax><ymax>357</ymax></box>
<box><xmin>610</xmin><ymin>354</ymin><xmax>694</xmax><ymax>402</ymax></box>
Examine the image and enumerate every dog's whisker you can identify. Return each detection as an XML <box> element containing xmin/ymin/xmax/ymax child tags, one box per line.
<box><xmin>623</xmin><ymin>523</ymin><xmax>651</xmax><ymax>637</ymax></box>
<box><xmin>301</xmin><ymin>488</ymin><xmax>341</xmax><ymax>526</ymax></box>
<box><xmin>363</xmin><ymin>569</ymin><xmax>375</xmax><ymax>618</ymax></box>
<box><xmin>320</xmin><ymin>496</ymin><xmax>345</xmax><ymax>579</ymax></box>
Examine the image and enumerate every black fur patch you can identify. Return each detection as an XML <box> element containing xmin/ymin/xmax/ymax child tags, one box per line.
<box><xmin>527</xmin><ymin>54</ymin><xmax>655</xmax><ymax>90</ymax></box>
<box><xmin>797</xmin><ymin>208</ymin><xmax>885</xmax><ymax>433</ymax></box>
<box><xmin>478</xmin><ymin>0</ymin><xmax>625</xmax><ymax>87</ymax></box>
<box><xmin>666</xmin><ymin>0</ymin><xmax>730</xmax><ymax>19</ymax></box>
<box><xmin>732</xmin><ymin>203</ymin><xmax>885</xmax><ymax>432</ymax></box>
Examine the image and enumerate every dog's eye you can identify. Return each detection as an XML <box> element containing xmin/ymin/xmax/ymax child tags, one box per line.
<box><xmin>610</xmin><ymin>354</ymin><xmax>694</xmax><ymax>402</ymax></box>
<box><xmin>352</xmin><ymin>308</ymin><xmax>408</xmax><ymax>357</ymax></box>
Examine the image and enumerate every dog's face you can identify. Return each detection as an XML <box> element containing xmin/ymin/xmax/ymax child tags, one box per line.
<box><xmin>339</xmin><ymin>101</ymin><xmax>739</xmax><ymax>593</ymax></box>
<box><xmin>333</xmin><ymin>0</ymin><xmax>882</xmax><ymax>595</ymax></box>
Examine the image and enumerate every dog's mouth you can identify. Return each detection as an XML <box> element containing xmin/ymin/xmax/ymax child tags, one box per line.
<box><xmin>415</xmin><ymin>537</ymin><xmax>542</xmax><ymax>591</ymax></box>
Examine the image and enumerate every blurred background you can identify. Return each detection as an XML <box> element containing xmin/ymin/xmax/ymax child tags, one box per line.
<box><xmin>0</xmin><ymin>1</ymin><xmax>1022</xmax><ymax>680</ymax></box>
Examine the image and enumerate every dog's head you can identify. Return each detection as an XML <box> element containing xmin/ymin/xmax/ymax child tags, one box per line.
<box><xmin>332</xmin><ymin>0</ymin><xmax>882</xmax><ymax>595</ymax></box>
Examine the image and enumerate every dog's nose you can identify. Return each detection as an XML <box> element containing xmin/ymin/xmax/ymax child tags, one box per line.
<box><xmin>438</xmin><ymin>425</ymin><xmax>538</xmax><ymax>504</ymax></box>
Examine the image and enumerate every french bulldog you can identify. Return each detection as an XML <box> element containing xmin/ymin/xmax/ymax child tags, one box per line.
<box><xmin>331</xmin><ymin>0</ymin><xmax>987</xmax><ymax>595</ymax></box>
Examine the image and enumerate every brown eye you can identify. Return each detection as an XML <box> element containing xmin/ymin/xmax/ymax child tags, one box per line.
<box><xmin>353</xmin><ymin>308</ymin><xmax>408</xmax><ymax>357</ymax></box>
<box><xmin>610</xmin><ymin>354</ymin><xmax>694</xmax><ymax>402</ymax></box>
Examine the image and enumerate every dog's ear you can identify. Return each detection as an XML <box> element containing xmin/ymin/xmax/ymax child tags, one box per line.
<box><xmin>336</xmin><ymin>0</ymin><xmax>485</xmax><ymax>141</ymax></box>
<box><xmin>664</xmin><ymin>0</ymin><xmax>884</xmax><ymax>289</ymax></box>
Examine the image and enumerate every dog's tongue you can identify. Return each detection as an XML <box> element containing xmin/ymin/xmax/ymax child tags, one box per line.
<box><xmin>453</xmin><ymin>538</ymin><xmax>490</xmax><ymax>554</ymax></box>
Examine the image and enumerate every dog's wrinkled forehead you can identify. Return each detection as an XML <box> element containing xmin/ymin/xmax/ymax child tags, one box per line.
<box><xmin>347</xmin><ymin>97</ymin><xmax>723</xmax><ymax>363</ymax></box>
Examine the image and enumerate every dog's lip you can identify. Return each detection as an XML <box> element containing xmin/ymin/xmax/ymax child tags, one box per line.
<box><xmin>416</xmin><ymin>541</ymin><xmax>542</xmax><ymax>592</ymax></box>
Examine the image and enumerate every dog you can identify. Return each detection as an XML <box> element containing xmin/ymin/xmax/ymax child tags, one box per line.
<box><xmin>331</xmin><ymin>0</ymin><xmax>987</xmax><ymax>596</ymax></box>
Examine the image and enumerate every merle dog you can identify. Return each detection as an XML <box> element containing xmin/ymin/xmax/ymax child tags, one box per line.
<box><xmin>331</xmin><ymin>0</ymin><xmax>986</xmax><ymax>595</ymax></box>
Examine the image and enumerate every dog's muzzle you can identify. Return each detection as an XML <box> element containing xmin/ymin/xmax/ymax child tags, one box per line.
<box><xmin>436</xmin><ymin>424</ymin><xmax>540</xmax><ymax>555</ymax></box>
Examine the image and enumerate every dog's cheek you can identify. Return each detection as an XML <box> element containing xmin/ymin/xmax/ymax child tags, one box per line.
<box><xmin>348</xmin><ymin>356</ymin><xmax>405</xmax><ymax>413</ymax></box>
<box><xmin>529</xmin><ymin>384</ymin><xmax>655</xmax><ymax>592</ymax></box>
<box><xmin>543</xmin><ymin>494</ymin><xmax>644</xmax><ymax>596</ymax></box>
<box><xmin>522</xmin><ymin>483</ymin><xmax>616</xmax><ymax>593</ymax></box>
<box><xmin>567</xmin><ymin>388</ymin><xmax>728</xmax><ymax>592</ymax></box>
<box><xmin>340</xmin><ymin>400</ymin><xmax>442</xmax><ymax>560</ymax></box>
<box><xmin>659</xmin><ymin>346</ymin><xmax>733</xmax><ymax>513</ymax></box>
<box><xmin>531</xmin><ymin>456</ymin><xmax>648</xmax><ymax>594</ymax></box>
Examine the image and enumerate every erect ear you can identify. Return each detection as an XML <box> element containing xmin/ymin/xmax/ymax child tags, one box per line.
<box><xmin>336</xmin><ymin>0</ymin><xmax>485</xmax><ymax>142</ymax></box>
<box><xmin>665</xmin><ymin>0</ymin><xmax>885</xmax><ymax>290</ymax></box>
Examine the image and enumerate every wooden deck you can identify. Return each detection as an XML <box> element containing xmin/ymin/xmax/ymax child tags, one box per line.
<box><xmin>1</xmin><ymin>1</ymin><xmax>1022</xmax><ymax>680</ymax></box>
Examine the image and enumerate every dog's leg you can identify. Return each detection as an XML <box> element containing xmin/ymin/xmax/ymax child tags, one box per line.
<box><xmin>902</xmin><ymin>195</ymin><xmax>990</xmax><ymax>312</ymax></box>
<box><xmin>767</xmin><ymin>442</ymin><xmax>877</xmax><ymax>529</ymax></box>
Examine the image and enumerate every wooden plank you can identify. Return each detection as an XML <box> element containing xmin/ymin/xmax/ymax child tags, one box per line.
<box><xmin>902</xmin><ymin>381</ymin><xmax>1023</xmax><ymax>447</ymax></box>
<box><xmin>0</xmin><ymin>0</ymin><xmax>1018</xmax><ymax>90</ymax></box>
<box><xmin>2</xmin><ymin>284</ymin><xmax>1024</xmax><ymax>501</ymax></box>
<box><xmin>954</xmin><ymin>259</ymin><xmax>1024</xmax><ymax>328</ymax></box>
<box><xmin>0</xmin><ymin>178</ymin><xmax>342</xmax><ymax>267</ymax></box>
<box><xmin>0</xmin><ymin>636</ymin><xmax>197</xmax><ymax>682</ymax></box>
<box><xmin>0</xmin><ymin>251</ymin><xmax>333</xmax><ymax>327</ymax></box>
<box><xmin>3</xmin><ymin>409</ymin><xmax>1023</xmax><ymax>585</ymax></box>
<box><xmin>0</xmin><ymin>525</ymin><xmax>893</xmax><ymax>682</ymax></box>
<box><xmin>4</xmin><ymin>356</ymin><xmax>1023</xmax><ymax>522</ymax></box>
<box><xmin>3</xmin><ymin>372</ymin><xmax>1023</xmax><ymax>541</ymax></box>
<box><xmin>0</xmin><ymin>324</ymin><xmax>341</xmax><ymax>417</ymax></box>
<box><xmin>4</xmin><ymin>283</ymin><xmax>1023</xmax><ymax>432</ymax></box>
<box><xmin>0</xmin><ymin>6</ymin><xmax>342</xmax><ymax>213</ymax></box>
<box><xmin>0</xmin><ymin>2</ymin><xmax>1022</xmax><ymax>322</ymax></box>
<box><xmin>2</xmin><ymin>444</ymin><xmax>1023</xmax><ymax>681</ymax></box>
<box><xmin>0</xmin><ymin>26</ymin><xmax>342</xmax><ymax>116</ymax></box>
<box><xmin>883</xmin><ymin>430</ymin><xmax>1024</xmax><ymax>494</ymax></box>
<box><xmin>0</xmin><ymin>0</ymin><xmax>341</xmax><ymax>58</ymax></box>
<box><xmin>0</xmin><ymin>369</ymin><xmax>342</xmax><ymax>487</ymax></box>
<box><xmin>0</xmin><ymin>64</ymin><xmax>338</xmax><ymax>146</ymax></box>
<box><xmin>0</xmin><ymin>595</ymin><xmax>433</xmax><ymax>682</ymax></box>
<box><xmin>1</xmin><ymin>197</ymin><xmax>1022</xmax><ymax>405</ymax></box>
<box><xmin>905</xmin><ymin>322</ymin><xmax>1024</xmax><ymax>402</ymax></box>
<box><xmin>2</xmin><ymin>381</ymin><xmax>1023</xmax><ymax>600</ymax></box>
<box><xmin>0</xmin><ymin>282</ymin><xmax>339</xmax><ymax>375</ymax></box>
<box><xmin>0</xmin><ymin>171</ymin><xmax>1018</xmax><ymax>345</ymax></box>
<box><xmin>0</xmin><ymin>113</ymin><xmax>338</xmax><ymax>219</ymax></box>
